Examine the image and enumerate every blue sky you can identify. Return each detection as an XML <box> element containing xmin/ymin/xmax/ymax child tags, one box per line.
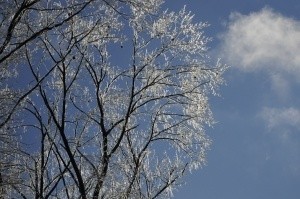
<box><xmin>164</xmin><ymin>1</ymin><xmax>300</xmax><ymax>199</ymax></box>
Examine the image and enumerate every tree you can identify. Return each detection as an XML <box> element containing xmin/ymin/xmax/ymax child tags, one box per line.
<box><xmin>0</xmin><ymin>0</ymin><xmax>226</xmax><ymax>198</ymax></box>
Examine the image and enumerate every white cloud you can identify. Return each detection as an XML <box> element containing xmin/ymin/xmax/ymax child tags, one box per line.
<box><xmin>219</xmin><ymin>9</ymin><xmax>300</xmax><ymax>176</ymax></box>
<box><xmin>219</xmin><ymin>8</ymin><xmax>300</xmax><ymax>73</ymax></box>
<box><xmin>259</xmin><ymin>106</ymin><xmax>300</xmax><ymax>176</ymax></box>
<box><xmin>260</xmin><ymin>107</ymin><xmax>300</xmax><ymax>130</ymax></box>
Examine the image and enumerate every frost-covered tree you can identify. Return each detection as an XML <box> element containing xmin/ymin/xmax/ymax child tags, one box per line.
<box><xmin>0</xmin><ymin>0</ymin><xmax>227</xmax><ymax>198</ymax></box>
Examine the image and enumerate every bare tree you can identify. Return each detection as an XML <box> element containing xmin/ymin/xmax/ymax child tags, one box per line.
<box><xmin>0</xmin><ymin>0</ymin><xmax>227</xmax><ymax>198</ymax></box>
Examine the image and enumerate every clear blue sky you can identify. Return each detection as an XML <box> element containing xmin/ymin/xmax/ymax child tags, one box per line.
<box><xmin>163</xmin><ymin>1</ymin><xmax>300</xmax><ymax>199</ymax></box>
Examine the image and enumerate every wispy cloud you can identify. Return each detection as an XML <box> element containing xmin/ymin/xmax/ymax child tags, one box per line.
<box><xmin>219</xmin><ymin>8</ymin><xmax>300</xmax><ymax>74</ymax></box>
<box><xmin>259</xmin><ymin>106</ymin><xmax>300</xmax><ymax>175</ymax></box>
<box><xmin>260</xmin><ymin>107</ymin><xmax>300</xmax><ymax>131</ymax></box>
<box><xmin>217</xmin><ymin>6</ymin><xmax>300</xmax><ymax>179</ymax></box>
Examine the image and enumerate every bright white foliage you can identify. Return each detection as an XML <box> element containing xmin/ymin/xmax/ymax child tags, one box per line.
<box><xmin>0</xmin><ymin>0</ymin><xmax>226</xmax><ymax>198</ymax></box>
